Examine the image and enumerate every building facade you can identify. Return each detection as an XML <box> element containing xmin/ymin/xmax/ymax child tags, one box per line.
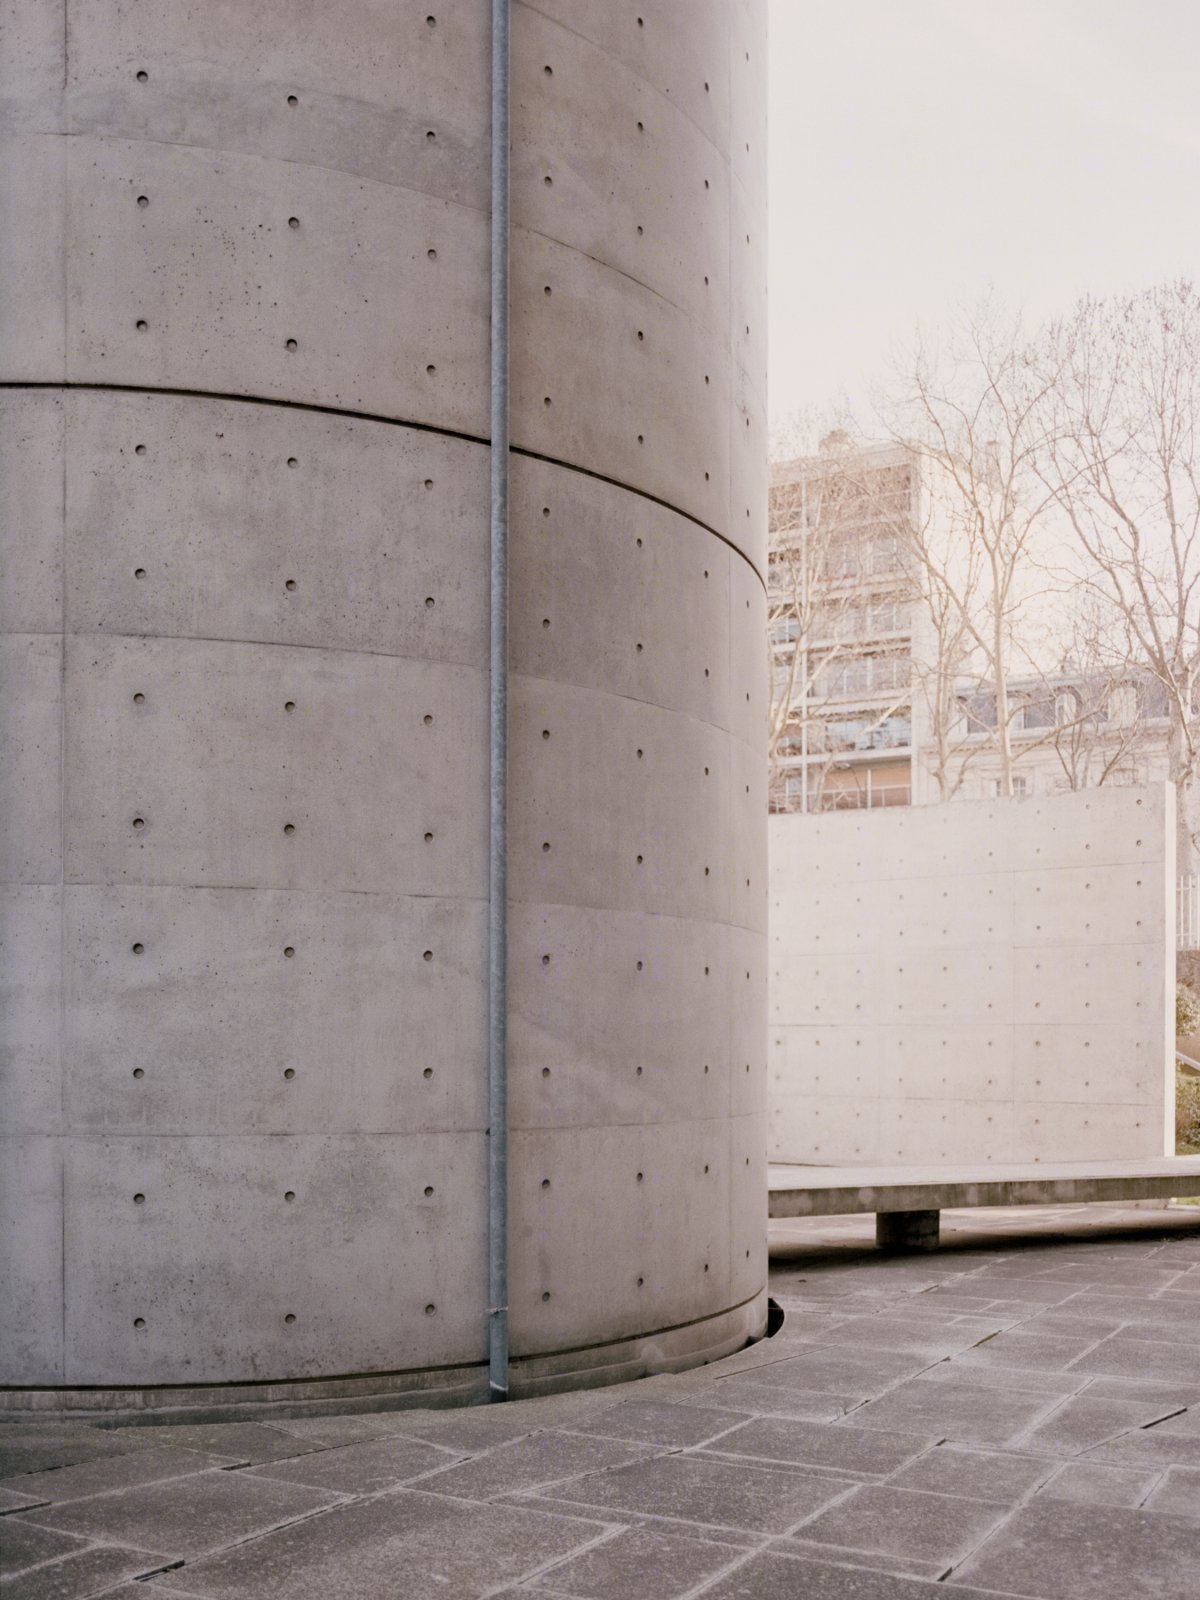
<box><xmin>769</xmin><ymin>435</ymin><xmax>1177</xmax><ymax>815</ymax></box>
<box><xmin>768</xmin><ymin>435</ymin><xmax>922</xmax><ymax>814</ymax></box>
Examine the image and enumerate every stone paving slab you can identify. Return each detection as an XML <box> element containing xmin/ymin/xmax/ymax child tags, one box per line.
<box><xmin>1016</xmin><ymin>1394</ymin><xmax>1180</xmax><ymax>1454</ymax></box>
<box><xmin>412</xmin><ymin>1433</ymin><xmax>659</xmax><ymax>1503</ymax></box>
<box><xmin>0</xmin><ymin>1542</ymin><xmax>178</xmax><ymax>1600</ymax></box>
<box><xmin>543</xmin><ymin>1453</ymin><xmax>853</xmax><ymax>1536</ymax></box>
<box><xmin>487</xmin><ymin>1489</ymin><xmax>764</xmax><ymax>1549</ymax></box>
<box><xmin>698</xmin><ymin>1551</ymin><xmax>1004</xmax><ymax>1598</ymax></box>
<box><xmin>241</xmin><ymin>1432</ymin><xmax>464</xmax><ymax>1495</ymax></box>
<box><xmin>143</xmin><ymin>1490</ymin><xmax>613</xmax><ymax>1600</ymax></box>
<box><xmin>6</xmin><ymin>1202</ymin><xmax>1200</xmax><ymax>1599</ymax></box>
<box><xmin>1069</xmin><ymin>1332</ymin><xmax>1200</xmax><ymax>1383</ymax></box>
<box><xmin>0</xmin><ymin>1485</ymin><xmax>51</xmax><ymax>1514</ymax></box>
<box><xmin>953</xmin><ymin>1329</ymin><xmax>1101</xmax><ymax>1371</ymax></box>
<box><xmin>1038</xmin><ymin>1460</ymin><xmax>1161</xmax><ymax>1507</ymax></box>
<box><xmin>789</xmin><ymin>1314</ymin><xmax>991</xmax><ymax>1361</ymax></box>
<box><xmin>717</xmin><ymin>1349</ymin><xmax>927</xmax><ymax>1400</ymax></box>
<box><xmin>1082</xmin><ymin>1428</ymin><xmax>1200</xmax><ymax>1469</ymax></box>
<box><xmin>0</xmin><ymin>1519</ymin><xmax>92</xmax><ymax>1577</ymax></box>
<box><xmin>15</xmin><ymin>1469</ymin><xmax>346</xmax><ymax>1560</ymax></box>
<box><xmin>956</xmin><ymin>1497</ymin><xmax>1200</xmax><ymax>1598</ymax></box>
<box><xmin>701</xmin><ymin>1415</ymin><xmax>932</xmax><ymax>1477</ymax></box>
<box><xmin>1076</xmin><ymin>1373</ymin><xmax>1200</xmax><ymax>1405</ymax></box>
<box><xmin>1142</xmin><ymin>1464</ymin><xmax>1200</xmax><ymax>1517</ymax></box>
<box><xmin>838</xmin><ymin>1373</ymin><xmax>1060</xmax><ymax>1446</ymax></box>
<box><xmin>557</xmin><ymin>1399</ymin><xmax>750</xmax><ymax>1450</ymax></box>
<box><xmin>1048</xmin><ymin>1292</ymin><xmax>1200</xmax><ymax>1331</ymax></box>
<box><xmin>672</xmin><ymin>1377</ymin><xmax>856</xmax><ymax>1420</ymax></box>
<box><xmin>521</xmin><ymin>1525</ymin><xmax>745</xmax><ymax>1597</ymax></box>
<box><xmin>783</xmin><ymin>1483</ymin><xmax>1011</xmax><ymax>1571</ymax></box>
<box><xmin>886</xmin><ymin>1442</ymin><xmax>1054</xmax><ymax>1502</ymax></box>
<box><xmin>917</xmin><ymin>1360</ymin><xmax>1088</xmax><ymax>1396</ymax></box>
<box><xmin>88</xmin><ymin>1421</ymin><xmax>327</xmax><ymax>1464</ymax></box>
<box><xmin>0</xmin><ymin>1445</ymin><xmax>243</xmax><ymax>1506</ymax></box>
<box><xmin>0</xmin><ymin>1427</ymin><xmax>164</xmax><ymax>1480</ymax></box>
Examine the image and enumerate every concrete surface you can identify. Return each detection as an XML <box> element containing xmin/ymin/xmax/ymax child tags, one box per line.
<box><xmin>0</xmin><ymin>0</ymin><xmax>768</xmax><ymax>1397</ymax></box>
<box><xmin>6</xmin><ymin>1204</ymin><xmax>1200</xmax><ymax>1597</ymax></box>
<box><xmin>769</xmin><ymin>787</ymin><xmax>1176</xmax><ymax>1165</ymax></box>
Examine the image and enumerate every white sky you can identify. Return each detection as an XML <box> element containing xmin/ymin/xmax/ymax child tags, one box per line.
<box><xmin>768</xmin><ymin>0</ymin><xmax>1200</xmax><ymax>435</ymax></box>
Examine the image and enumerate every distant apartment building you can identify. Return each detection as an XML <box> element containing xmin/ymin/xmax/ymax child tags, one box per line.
<box><xmin>768</xmin><ymin>433</ymin><xmax>1174</xmax><ymax>813</ymax></box>
<box><xmin>768</xmin><ymin>433</ymin><xmax>922</xmax><ymax>813</ymax></box>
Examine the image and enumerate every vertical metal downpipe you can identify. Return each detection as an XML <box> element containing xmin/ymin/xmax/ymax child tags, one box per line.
<box><xmin>487</xmin><ymin>0</ymin><xmax>511</xmax><ymax>1403</ymax></box>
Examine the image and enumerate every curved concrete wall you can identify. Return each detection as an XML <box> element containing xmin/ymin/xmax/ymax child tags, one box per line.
<box><xmin>0</xmin><ymin>1</ymin><xmax>767</xmax><ymax>1401</ymax></box>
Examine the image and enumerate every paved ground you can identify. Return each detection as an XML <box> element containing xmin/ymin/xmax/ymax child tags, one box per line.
<box><xmin>6</xmin><ymin>1201</ymin><xmax>1200</xmax><ymax>1599</ymax></box>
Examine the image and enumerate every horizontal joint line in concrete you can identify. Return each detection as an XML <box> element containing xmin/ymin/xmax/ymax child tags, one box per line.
<box><xmin>53</xmin><ymin>881</ymin><xmax>490</xmax><ymax>901</ymax></box>
<box><xmin>511</xmin><ymin>1286</ymin><xmax>766</xmax><ymax>1367</ymax></box>
<box><xmin>519</xmin><ymin>1</ymin><xmax>738</xmax><ymax>163</ymax></box>
<box><xmin>511</xmin><ymin>668</ymin><xmax>766</xmax><ymax>745</ymax></box>
<box><xmin>50</xmin><ymin>629</ymin><xmax>487</xmax><ymax>672</ymax></box>
<box><xmin>512</xmin><ymin>444</ymin><xmax>764</xmax><ymax>589</ymax></box>
<box><xmin>1</xmin><ymin>382</ymin><xmax>764</xmax><ymax>588</ymax></box>
<box><xmin>507</xmin><ymin>896</ymin><xmax>766</xmax><ymax>936</ymax></box>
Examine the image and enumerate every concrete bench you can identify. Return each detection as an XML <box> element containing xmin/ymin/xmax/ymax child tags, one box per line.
<box><xmin>768</xmin><ymin>1157</ymin><xmax>1200</xmax><ymax>1251</ymax></box>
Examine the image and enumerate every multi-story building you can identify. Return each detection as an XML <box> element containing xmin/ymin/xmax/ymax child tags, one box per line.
<box><xmin>932</xmin><ymin>671</ymin><xmax>1174</xmax><ymax>803</ymax></box>
<box><xmin>768</xmin><ymin>433</ymin><xmax>921</xmax><ymax>813</ymax></box>
<box><xmin>769</xmin><ymin>433</ymin><xmax>1176</xmax><ymax>813</ymax></box>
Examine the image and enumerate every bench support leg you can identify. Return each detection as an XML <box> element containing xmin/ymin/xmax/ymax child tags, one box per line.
<box><xmin>876</xmin><ymin>1209</ymin><xmax>940</xmax><ymax>1252</ymax></box>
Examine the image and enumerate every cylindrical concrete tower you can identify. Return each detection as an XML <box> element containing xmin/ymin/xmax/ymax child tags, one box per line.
<box><xmin>0</xmin><ymin>0</ymin><xmax>767</xmax><ymax>1406</ymax></box>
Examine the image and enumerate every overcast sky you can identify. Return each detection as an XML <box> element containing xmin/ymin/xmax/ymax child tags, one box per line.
<box><xmin>767</xmin><ymin>0</ymin><xmax>1200</xmax><ymax>436</ymax></box>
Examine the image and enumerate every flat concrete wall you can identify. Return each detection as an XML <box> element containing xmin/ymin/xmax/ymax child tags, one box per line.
<box><xmin>769</xmin><ymin>786</ymin><xmax>1175</xmax><ymax>1166</ymax></box>
<box><xmin>0</xmin><ymin>0</ymin><xmax>767</xmax><ymax>1401</ymax></box>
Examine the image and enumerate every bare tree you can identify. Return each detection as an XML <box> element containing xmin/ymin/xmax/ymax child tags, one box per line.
<box><xmin>883</xmin><ymin>301</ymin><xmax>1066</xmax><ymax>796</ymax></box>
<box><xmin>1041</xmin><ymin>591</ymin><xmax>1153</xmax><ymax>792</ymax></box>
<box><xmin>1039</xmin><ymin>281</ymin><xmax>1200</xmax><ymax>867</ymax></box>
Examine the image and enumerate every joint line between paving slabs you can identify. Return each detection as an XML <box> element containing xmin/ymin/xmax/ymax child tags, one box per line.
<box><xmin>676</xmin><ymin>1541</ymin><xmax>780</xmax><ymax>1600</ymax></box>
<box><xmin>934</xmin><ymin>1454</ymin><xmax>1061</xmax><ymax>1585</ymax></box>
<box><xmin>834</xmin><ymin>1352</ymin><xmax>964</xmax><ymax>1421</ymax></box>
<box><xmin>476</xmin><ymin>1522</ymin><xmax>626</xmax><ymax>1600</ymax></box>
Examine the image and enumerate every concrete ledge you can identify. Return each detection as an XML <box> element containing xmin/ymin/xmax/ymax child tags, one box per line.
<box><xmin>769</xmin><ymin>1158</ymin><xmax>1200</xmax><ymax>1220</ymax></box>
